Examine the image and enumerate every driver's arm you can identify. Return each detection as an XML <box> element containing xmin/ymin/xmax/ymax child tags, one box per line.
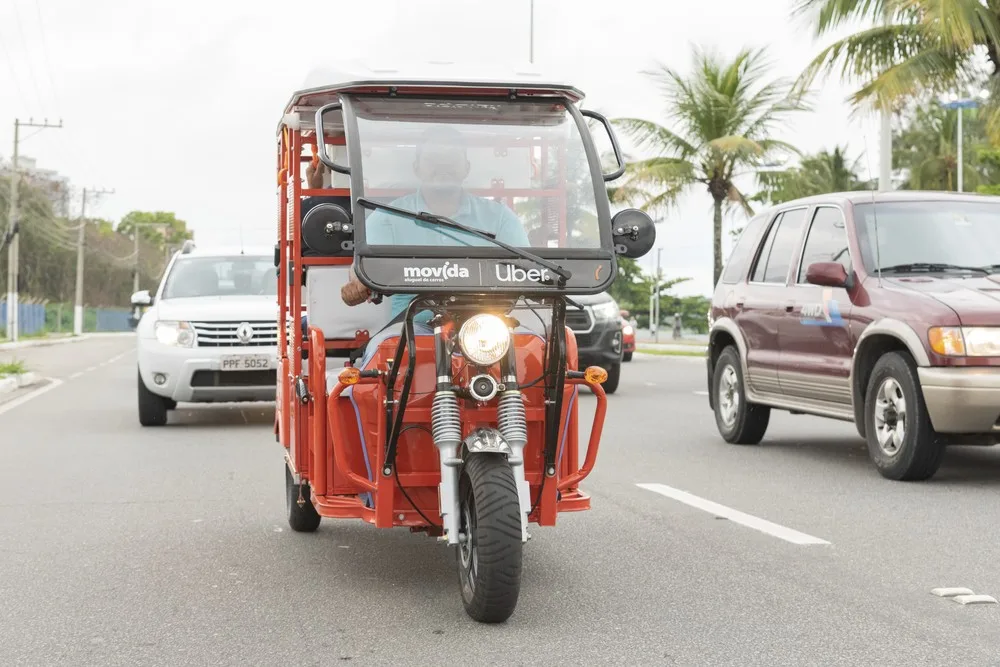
<box><xmin>342</xmin><ymin>210</ymin><xmax>394</xmax><ymax>306</ymax></box>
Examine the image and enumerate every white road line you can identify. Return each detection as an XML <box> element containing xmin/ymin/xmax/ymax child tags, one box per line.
<box><xmin>693</xmin><ymin>390</ymin><xmax>708</xmax><ymax>396</ymax></box>
<box><xmin>636</xmin><ymin>482</ymin><xmax>830</xmax><ymax>545</ymax></box>
<box><xmin>0</xmin><ymin>378</ymin><xmax>65</xmax><ymax>416</ymax></box>
<box><xmin>85</xmin><ymin>366</ymin><xmax>97</xmax><ymax>372</ymax></box>
<box><xmin>69</xmin><ymin>371</ymin><xmax>83</xmax><ymax>379</ymax></box>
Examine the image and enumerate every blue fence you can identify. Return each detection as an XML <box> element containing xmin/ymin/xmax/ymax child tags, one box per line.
<box><xmin>94</xmin><ymin>308</ymin><xmax>132</xmax><ymax>332</ymax></box>
<box><xmin>0</xmin><ymin>302</ymin><xmax>47</xmax><ymax>336</ymax></box>
<box><xmin>0</xmin><ymin>301</ymin><xmax>134</xmax><ymax>335</ymax></box>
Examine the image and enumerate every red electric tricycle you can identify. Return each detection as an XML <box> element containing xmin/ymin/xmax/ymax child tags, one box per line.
<box><xmin>274</xmin><ymin>63</ymin><xmax>655</xmax><ymax>623</ymax></box>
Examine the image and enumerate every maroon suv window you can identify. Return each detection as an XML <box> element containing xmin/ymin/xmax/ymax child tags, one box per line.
<box><xmin>796</xmin><ymin>206</ymin><xmax>851</xmax><ymax>283</ymax></box>
<box><xmin>750</xmin><ymin>208</ymin><xmax>808</xmax><ymax>284</ymax></box>
<box><xmin>721</xmin><ymin>214</ymin><xmax>768</xmax><ymax>284</ymax></box>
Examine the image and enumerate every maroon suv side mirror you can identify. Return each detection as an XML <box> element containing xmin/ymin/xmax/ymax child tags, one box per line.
<box><xmin>806</xmin><ymin>262</ymin><xmax>853</xmax><ymax>289</ymax></box>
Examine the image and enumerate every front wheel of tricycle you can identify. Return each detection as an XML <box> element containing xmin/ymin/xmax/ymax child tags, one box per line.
<box><xmin>456</xmin><ymin>454</ymin><xmax>522</xmax><ymax>623</ymax></box>
<box><xmin>285</xmin><ymin>464</ymin><xmax>321</xmax><ymax>533</ymax></box>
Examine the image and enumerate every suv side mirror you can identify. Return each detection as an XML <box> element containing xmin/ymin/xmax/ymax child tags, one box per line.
<box><xmin>611</xmin><ymin>208</ymin><xmax>656</xmax><ymax>259</ymax></box>
<box><xmin>806</xmin><ymin>262</ymin><xmax>853</xmax><ymax>289</ymax></box>
<box><xmin>131</xmin><ymin>289</ymin><xmax>152</xmax><ymax>307</ymax></box>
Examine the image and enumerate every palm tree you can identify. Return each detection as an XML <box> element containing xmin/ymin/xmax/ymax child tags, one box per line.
<box><xmin>893</xmin><ymin>99</ymin><xmax>986</xmax><ymax>190</ymax></box>
<box><xmin>754</xmin><ymin>145</ymin><xmax>874</xmax><ymax>205</ymax></box>
<box><xmin>793</xmin><ymin>0</ymin><xmax>1000</xmax><ymax>138</ymax></box>
<box><xmin>611</xmin><ymin>46</ymin><xmax>809</xmax><ymax>285</ymax></box>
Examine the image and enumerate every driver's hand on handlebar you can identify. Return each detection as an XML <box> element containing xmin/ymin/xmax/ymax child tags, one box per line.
<box><xmin>341</xmin><ymin>266</ymin><xmax>371</xmax><ymax>306</ymax></box>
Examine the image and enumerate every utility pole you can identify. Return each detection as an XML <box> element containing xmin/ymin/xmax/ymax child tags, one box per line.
<box><xmin>653</xmin><ymin>247</ymin><xmax>662</xmax><ymax>344</ymax></box>
<box><xmin>528</xmin><ymin>0</ymin><xmax>534</xmax><ymax>63</ymax></box>
<box><xmin>131</xmin><ymin>222</ymin><xmax>169</xmax><ymax>294</ymax></box>
<box><xmin>4</xmin><ymin>117</ymin><xmax>63</xmax><ymax>342</ymax></box>
<box><xmin>73</xmin><ymin>186</ymin><xmax>114</xmax><ymax>336</ymax></box>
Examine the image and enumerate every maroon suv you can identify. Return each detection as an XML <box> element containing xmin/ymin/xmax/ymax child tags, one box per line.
<box><xmin>707</xmin><ymin>191</ymin><xmax>1000</xmax><ymax>481</ymax></box>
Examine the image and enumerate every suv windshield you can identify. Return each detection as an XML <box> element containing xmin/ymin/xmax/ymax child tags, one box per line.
<box><xmin>161</xmin><ymin>256</ymin><xmax>276</xmax><ymax>299</ymax></box>
<box><xmin>854</xmin><ymin>200</ymin><xmax>1000</xmax><ymax>272</ymax></box>
<box><xmin>348</xmin><ymin>96</ymin><xmax>604</xmax><ymax>252</ymax></box>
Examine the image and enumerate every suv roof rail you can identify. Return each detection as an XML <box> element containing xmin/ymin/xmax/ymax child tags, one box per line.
<box><xmin>181</xmin><ymin>240</ymin><xmax>195</xmax><ymax>254</ymax></box>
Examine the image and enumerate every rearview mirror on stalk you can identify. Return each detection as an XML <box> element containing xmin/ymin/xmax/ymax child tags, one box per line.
<box><xmin>130</xmin><ymin>290</ymin><xmax>152</xmax><ymax>307</ymax></box>
<box><xmin>611</xmin><ymin>208</ymin><xmax>656</xmax><ymax>259</ymax></box>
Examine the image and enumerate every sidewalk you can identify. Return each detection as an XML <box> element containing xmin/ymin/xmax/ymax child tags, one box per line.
<box><xmin>0</xmin><ymin>331</ymin><xmax>132</xmax><ymax>352</ymax></box>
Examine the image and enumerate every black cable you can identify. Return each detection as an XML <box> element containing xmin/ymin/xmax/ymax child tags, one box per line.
<box><xmin>394</xmin><ymin>424</ymin><xmax>439</xmax><ymax>527</ymax></box>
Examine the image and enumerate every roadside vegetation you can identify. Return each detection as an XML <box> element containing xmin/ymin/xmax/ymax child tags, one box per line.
<box><xmin>608</xmin><ymin>2</ymin><xmax>1000</xmax><ymax>330</ymax></box>
<box><xmin>0</xmin><ymin>359</ymin><xmax>27</xmax><ymax>377</ymax></box>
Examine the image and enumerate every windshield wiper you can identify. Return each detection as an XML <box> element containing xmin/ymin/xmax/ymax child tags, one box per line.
<box><xmin>878</xmin><ymin>262</ymin><xmax>990</xmax><ymax>275</ymax></box>
<box><xmin>356</xmin><ymin>198</ymin><xmax>572</xmax><ymax>283</ymax></box>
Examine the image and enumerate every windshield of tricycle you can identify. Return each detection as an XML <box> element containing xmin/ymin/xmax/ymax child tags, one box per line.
<box><xmin>344</xmin><ymin>94</ymin><xmax>616</xmax><ymax>296</ymax></box>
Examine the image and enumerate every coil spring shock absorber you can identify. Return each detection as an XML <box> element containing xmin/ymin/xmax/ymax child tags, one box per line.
<box><xmin>432</xmin><ymin>390</ymin><xmax>462</xmax><ymax>447</ymax></box>
<box><xmin>497</xmin><ymin>391</ymin><xmax>527</xmax><ymax>449</ymax></box>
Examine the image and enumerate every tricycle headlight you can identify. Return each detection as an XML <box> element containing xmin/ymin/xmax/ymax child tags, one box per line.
<box><xmin>458</xmin><ymin>314</ymin><xmax>510</xmax><ymax>366</ymax></box>
<box><xmin>155</xmin><ymin>320</ymin><xmax>196</xmax><ymax>347</ymax></box>
<box><xmin>928</xmin><ymin>326</ymin><xmax>1000</xmax><ymax>356</ymax></box>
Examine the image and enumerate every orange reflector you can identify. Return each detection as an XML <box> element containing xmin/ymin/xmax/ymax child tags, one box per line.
<box><xmin>584</xmin><ymin>366</ymin><xmax>608</xmax><ymax>384</ymax></box>
<box><xmin>339</xmin><ymin>367</ymin><xmax>361</xmax><ymax>385</ymax></box>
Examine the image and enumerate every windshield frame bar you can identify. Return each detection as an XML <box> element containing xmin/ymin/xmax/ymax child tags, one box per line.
<box><xmin>339</xmin><ymin>91</ymin><xmax>614</xmax><ymax>259</ymax></box>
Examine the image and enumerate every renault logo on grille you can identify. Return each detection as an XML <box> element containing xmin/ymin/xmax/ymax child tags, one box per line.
<box><xmin>236</xmin><ymin>322</ymin><xmax>254</xmax><ymax>344</ymax></box>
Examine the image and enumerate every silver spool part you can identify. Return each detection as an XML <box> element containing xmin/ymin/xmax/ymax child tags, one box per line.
<box><xmin>497</xmin><ymin>390</ymin><xmax>528</xmax><ymax>448</ymax></box>
<box><xmin>431</xmin><ymin>390</ymin><xmax>462</xmax><ymax>447</ymax></box>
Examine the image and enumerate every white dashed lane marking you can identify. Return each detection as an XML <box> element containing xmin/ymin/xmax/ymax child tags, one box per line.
<box><xmin>637</xmin><ymin>482</ymin><xmax>831</xmax><ymax>546</ymax></box>
<box><xmin>1</xmin><ymin>348</ymin><xmax>134</xmax><ymax>416</ymax></box>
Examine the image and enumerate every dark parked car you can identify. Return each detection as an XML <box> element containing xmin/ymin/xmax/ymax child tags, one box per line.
<box><xmin>566</xmin><ymin>291</ymin><xmax>623</xmax><ymax>393</ymax></box>
<box><xmin>707</xmin><ymin>191</ymin><xmax>1000</xmax><ymax>481</ymax></box>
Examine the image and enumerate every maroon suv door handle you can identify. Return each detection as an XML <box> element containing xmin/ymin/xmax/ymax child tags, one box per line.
<box><xmin>784</xmin><ymin>301</ymin><xmax>795</xmax><ymax>312</ymax></box>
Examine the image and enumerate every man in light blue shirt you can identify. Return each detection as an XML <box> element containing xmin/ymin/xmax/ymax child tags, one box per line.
<box><xmin>340</xmin><ymin>126</ymin><xmax>530</xmax><ymax>323</ymax></box>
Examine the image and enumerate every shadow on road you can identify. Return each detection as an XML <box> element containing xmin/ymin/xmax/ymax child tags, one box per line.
<box><xmin>165</xmin><ymin>402</ymin><xmax>276</xmax><ymax>428</ymax></box>
<box><xmin>758</xmin><ymin>435</ymin><xmax>1000</xmax><ymax>485</ymax></box>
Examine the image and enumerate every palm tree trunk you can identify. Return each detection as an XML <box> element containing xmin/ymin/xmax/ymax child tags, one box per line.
<box><xmin>713</xmin><ymin>196</ymin><xmax>723</xmax><ymax>285</ymax></box>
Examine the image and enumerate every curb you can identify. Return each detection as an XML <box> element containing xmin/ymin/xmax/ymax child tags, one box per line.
<box><xmin>0</xmin><ymin>331</ymin><xmax>132</xmax><ymax>351</ymax></box>
<box><xmin>0</xmin><ymin>372</ymin><xmax>39</xmax><ymax>396</ymax></box>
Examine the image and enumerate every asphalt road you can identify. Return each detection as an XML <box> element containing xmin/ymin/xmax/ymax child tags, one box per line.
<box><xmin>2</xmin><ymin>337</ymin><xmax>1000</xmax><ymax>666</ymax></box>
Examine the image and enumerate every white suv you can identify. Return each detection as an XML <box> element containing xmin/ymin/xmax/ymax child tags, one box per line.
<box><xmin>132</xmin><ymin>243</ymin><xmax>279</xmax><ymax>426</ymax></box>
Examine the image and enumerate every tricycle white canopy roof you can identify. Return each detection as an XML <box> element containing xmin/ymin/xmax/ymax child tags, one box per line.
<box><xmin>280</xmin><ymin>60</ymin><xmax>586</xmax><ymax>129</ymax></box>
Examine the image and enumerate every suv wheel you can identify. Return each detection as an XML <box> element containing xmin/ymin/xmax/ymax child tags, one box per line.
<box><xmin>712</xmin><ymin>346</ymin><xmax>769</xmax><ymax>444</ymax></box>
<box><xmin>603</xmin><ymin>361</ymin><xmax>621</xmax><ymax>394</ymax></box>
<box><xmin>137</xmin><ymin>370</ymin><xmax>169</xmax><ymax>427</ymax></box>
<box><xmin>863</xmin><ymin>352</ymin><xmax>944</xmax><ymax>481</ymax></box>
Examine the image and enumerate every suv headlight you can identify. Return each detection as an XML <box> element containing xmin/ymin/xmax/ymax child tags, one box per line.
<box><xmin>155</xmin><ymin>320</ymin><xmax>196</xmax><ymax>347</ymax></box>
<box><xmin>591</xmin><ymin>301</ymin><xmax>620</xmax><ymax>322</ymax></box>
<box><xmin>929</xmin><ymin>326</ymin><xmax>1000</xmax><ymax>356</ymax></box>
<box><xmin>458</xmin><ymin>314</ymin><xmax>510</xmax><ymax>366</ymax></box>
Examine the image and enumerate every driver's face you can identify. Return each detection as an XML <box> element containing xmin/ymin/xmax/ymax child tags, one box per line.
<box><xmin>414</xmin><ymin>144</ymin><xmax>469</xmax><ymax>189</ymax></box>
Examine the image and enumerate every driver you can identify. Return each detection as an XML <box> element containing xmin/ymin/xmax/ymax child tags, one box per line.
<box><xmin>340</xmin><ymin>125</ymin><xmax>530</xmax><ymax>322</ymax></box>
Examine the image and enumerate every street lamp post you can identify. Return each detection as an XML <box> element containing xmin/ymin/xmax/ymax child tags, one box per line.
<box><xmin>939</xmin><ymin>89</ymin><xmax>990</xmax><ymax>192</ymax></box>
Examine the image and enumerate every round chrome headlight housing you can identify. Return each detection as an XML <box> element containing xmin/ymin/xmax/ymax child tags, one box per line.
<box><xmin>458</xmin><ymin>314</ymin><xmax>511</xmax><ymax>366</ymax></box>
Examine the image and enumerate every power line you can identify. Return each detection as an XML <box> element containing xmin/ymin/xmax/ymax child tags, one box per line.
<box><xmin>0</xmin><ymin>29</ymin><xmax>30</xmax><ymax>115</ymax></box>
<box><xmin>31</xmin><ymin>0</ymin><xmax>60</xmax><ymax>113</ymax></box>
<box><xmin>9</xmin><ymin>0</ymin><xmax>46</xmax><ymax>113</ymax></box>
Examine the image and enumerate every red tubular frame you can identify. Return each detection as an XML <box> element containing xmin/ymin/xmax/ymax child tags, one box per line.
<box><xmin>277</xmin><ymin>100</ymin><xmax>608</xmax><ymax>532</ymax></box>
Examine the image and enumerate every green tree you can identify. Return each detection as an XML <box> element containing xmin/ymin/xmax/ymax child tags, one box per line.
<box><xmin>793</xmin><ymin>0</ymin><xmax>1000</xmax><ymax>140</ymax></box>
<box><xmin>754</xmin><ymin>145</ymin><xmax>874</xmax><ymax>205</ymax></box>
<box><xmin>611</xmin><ymin>46</ymin><xmax>809</xmax><ymax>285</ymax></box>
<box><xmin>117</xmin><ymin>211</ymin><xmax>192</xmax><ymax>248</ymax></box>
<box><xmin>893</xmin><ymin>98</ymin><xmax>988</xmax><ymax>190</ymax></box>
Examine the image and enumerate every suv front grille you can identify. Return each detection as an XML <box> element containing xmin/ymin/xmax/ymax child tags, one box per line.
<box><xmin>565</xmin><ymin>308</ymin><xmax>593</xmax><ymax>332</ymax></box>
<box><xmin>192</xmin><ymin>320</ymin><xmax>278</xmax><ymax>347</ymax></box>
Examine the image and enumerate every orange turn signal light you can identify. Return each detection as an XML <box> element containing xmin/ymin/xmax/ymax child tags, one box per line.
<box><xmin>339</xmin><ymin>367</ymin><xmax>361</xmax><ymax>385</ymax></box>
<box><xmin>583</xmin><ymin>365</ymin><xmax>608</xmax><ymax>384</ymax></box>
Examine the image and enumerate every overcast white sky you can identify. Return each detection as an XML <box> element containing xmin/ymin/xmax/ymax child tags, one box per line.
<box><xmin>0</xmin><ymin>0</ymin><xmax>880</xmax><ymax>297</ymax></box>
